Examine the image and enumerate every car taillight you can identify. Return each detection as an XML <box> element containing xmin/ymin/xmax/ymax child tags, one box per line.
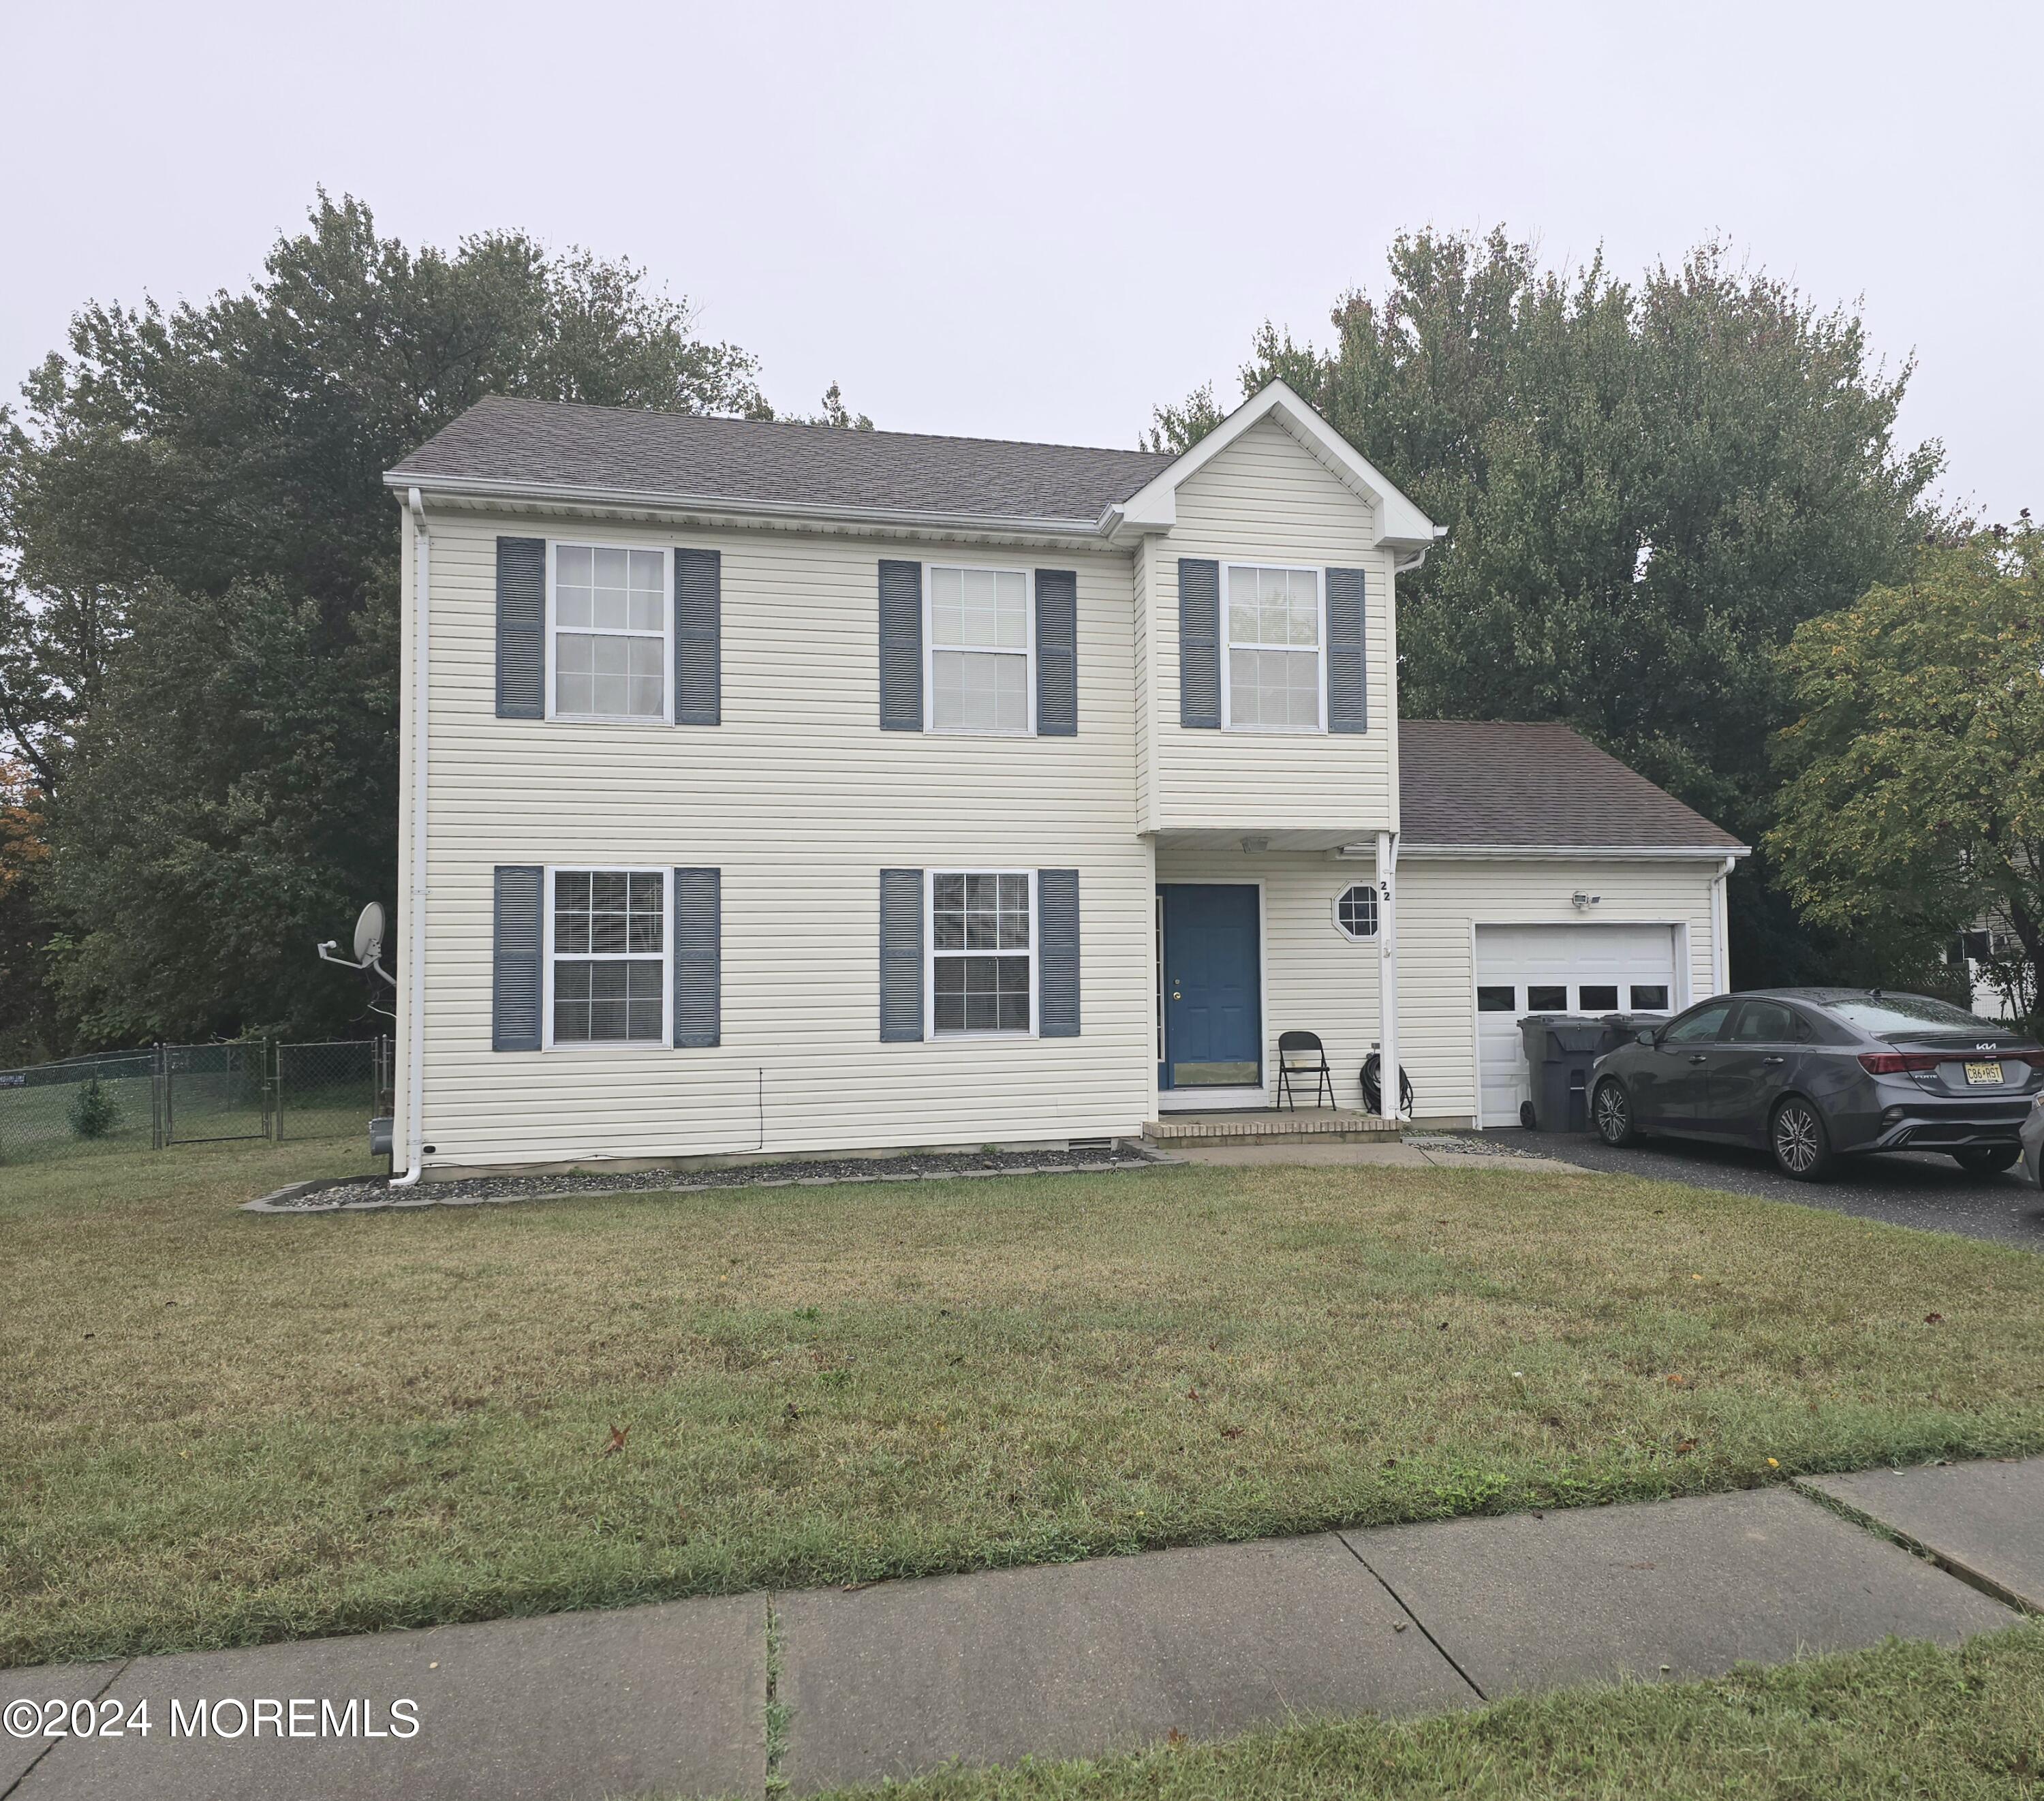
<box><xmin>1858</xmin><ymin>1052</ymin><xmax>1945</xmax><ymax>1075</ymax></box>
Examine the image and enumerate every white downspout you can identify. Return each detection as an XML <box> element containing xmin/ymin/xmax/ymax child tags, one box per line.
<box><xmin>390</xmin><ymin>487</ymin><xmax>431</xmax><ymax>1187</ymax></box>
<box><xmin>1709</xmin><ymin>854</ymin><xmax>1735</xmax><ymax>998</ymax></box>
<box><xmin>1376</xmin><ymin>829</ymin><xmax>1400</xmax><ymax>1120</ymax></box>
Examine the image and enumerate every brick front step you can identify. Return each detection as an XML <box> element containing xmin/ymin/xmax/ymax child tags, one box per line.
<box><xmin>1145</xmin><ymin>1109</ymin><xmax>1402</xmax><ymax>1144</ymax></box>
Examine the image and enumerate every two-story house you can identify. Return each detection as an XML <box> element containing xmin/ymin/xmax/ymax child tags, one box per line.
<box><xmin>380</xmin><ymin>382</ymin><xmax>1745</xmax><ymax>1176</ymax></box>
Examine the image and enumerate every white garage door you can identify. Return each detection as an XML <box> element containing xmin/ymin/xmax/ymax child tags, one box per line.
<box><xmin>1475</xmin><ymin>925</ymin><xmax>1679</xmax><ymax>1127</ymax></box>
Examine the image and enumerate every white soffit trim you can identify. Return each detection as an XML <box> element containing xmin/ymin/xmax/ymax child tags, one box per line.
<box><xmin>1105</xmin><ymin>380</ymin><xmax>1438</xmax><ymax>549</ymax></box>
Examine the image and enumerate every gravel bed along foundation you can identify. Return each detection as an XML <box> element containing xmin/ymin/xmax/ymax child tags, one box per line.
<box><xmin>246</xmin><ymin>1143</ymin><xmax>1168</xmax><ymax>1214</ymax></box>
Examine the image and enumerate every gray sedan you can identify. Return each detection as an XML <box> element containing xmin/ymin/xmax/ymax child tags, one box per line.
<box><xmin>1590</xmin><ymin>989</ymin><xmax>2042</xmax><ymax>1182</ymax></box>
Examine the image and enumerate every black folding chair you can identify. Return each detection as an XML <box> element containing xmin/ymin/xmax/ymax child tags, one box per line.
<box><xmin>1275</xmin><ymin>1030</ymin><xmax>1335</xmax><ymax>1111</ymax></box>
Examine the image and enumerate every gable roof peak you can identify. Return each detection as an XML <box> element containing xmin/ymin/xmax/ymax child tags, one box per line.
<box><xmin>1109</xmin><ymin>380</ymin><xmax>1440</xmax><ymax>551</ymax></box>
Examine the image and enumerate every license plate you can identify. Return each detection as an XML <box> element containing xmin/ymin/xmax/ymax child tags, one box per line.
<box><xmin>1965</xmin><ymin>1060</ymin><xmax>2005</xmax><ymax>1086</ymax></box>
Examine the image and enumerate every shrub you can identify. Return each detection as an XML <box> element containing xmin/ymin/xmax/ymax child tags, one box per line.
<box><xmin>69</xmin><ymin>1076</ymin><xmax>119</xmax><ymax>1140</ymax></box>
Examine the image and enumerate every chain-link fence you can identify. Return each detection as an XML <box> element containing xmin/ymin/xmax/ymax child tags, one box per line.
<box><xmin>0</xmin><ymin>1038</ymin><xmax>390</xmax><ymax>1165</ymax></box>
<box><xmin>273</xmin><ymin>1038</ymin><xmax>389</xmax><ymax>1142</ymax></box>
<box><xmin>0</xmin><ymin>1049</ymin><xmax>161</xmax><ymax>1163</ymax></box>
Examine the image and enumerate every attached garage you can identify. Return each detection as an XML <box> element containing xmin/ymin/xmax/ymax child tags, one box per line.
<box><xmin>1473</xmin><ymin>923</ymin><xmax>1679</xmax><ymax>1127</ymax></box>
<box><xmin>1393</xmin><ymin>722</ymin><xmax>1749</xmax><ymax>1129</ymax></box>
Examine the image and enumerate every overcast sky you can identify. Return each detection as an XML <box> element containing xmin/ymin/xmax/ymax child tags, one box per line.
<box><xmin>3</xmin><ymin>1</ymin><xmax>2035</xmax><ymax>521</ymax></box>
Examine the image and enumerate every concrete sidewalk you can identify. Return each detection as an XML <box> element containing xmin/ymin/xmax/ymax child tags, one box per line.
<box><xmin>5</xmin><ymin>1460</ymin><xmax>2037</xmax><ymax>1801</ymax></box>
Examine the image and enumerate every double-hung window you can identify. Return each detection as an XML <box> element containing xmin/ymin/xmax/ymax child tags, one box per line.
<box><xmin>927</xmin><ymin>566</ymin><xmax>1032</xmax><ymax>733</ymax></box>
<box><xmin>1222</xmin><ymin>564</ymin><xmax>1324</xmax><ymax>730</ymax></box>
<box><xmin>930</xmin><ymin>872</ymin><xmax>1034</xmax><ymax>1034</ymax></box>
<box><xmin>546</xmin><ymin>869</ymin><xmax>668</xmax><ymax>1045</ymax></box>
<box><xmin>551</xmin><ymin>543</ymin><xmax>670</xmax><ymax>721</ymax></box>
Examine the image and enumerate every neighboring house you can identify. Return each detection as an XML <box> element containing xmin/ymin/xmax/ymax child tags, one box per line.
<box><xmin>1949</xmin><ymin>917</ymin><xmax>2024</xmax><ymax>1021</ymax></box>
<box><xmin>380</xmin><ymin>382</ymin><xmax>1746</xmax><ymax>1174</ymax></box>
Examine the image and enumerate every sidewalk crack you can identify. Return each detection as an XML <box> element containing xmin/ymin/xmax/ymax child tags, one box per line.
<box><xmin>762</xmin><ymin>1597</ymin><xmax>790</xmax><ymax>1796</ymax></box>
<box><xmin>1334</xmin><ymin>1533</ymin><xmax>1488</xmax><ymax>1702</ymax></box>
<box><xmin>0</xmin><ymin>1657</ymin><xmax>131</xmax><ymax>1801</ymax></box>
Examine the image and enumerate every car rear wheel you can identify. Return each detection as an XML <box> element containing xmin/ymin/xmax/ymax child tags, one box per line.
<box><xmin>1593</xmin><ymin>1078</ymin><xmax>1639</xmax><ymax>1147</ymax></box>
<box><xmin>1770</xmin><ymin>1096</ymin><xmax>1835</xmax><ymax>1182</ymax></box>
<box><xmin>1952</xmin><ymin>1145</ymin><xmax>2022</xmax><ymax>1175</ymax></box>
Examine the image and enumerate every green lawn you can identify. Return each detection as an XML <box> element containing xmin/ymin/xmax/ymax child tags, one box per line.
<box><xmin>784</xmin><ymin>1625</ymin><xmax>2044</xmax><ymax>1801</ymax></box>
<box><xmin>5</xmin><ymin>1137</ymin><xmax>2044</xmax><ymax>1668</ymax></box>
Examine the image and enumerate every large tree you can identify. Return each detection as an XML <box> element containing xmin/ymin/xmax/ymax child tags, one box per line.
<box><xmin>0</xmin><ymin>194</ymin><xmax>773</xmax><ymax>1043</ymax></box>
<box><xmin>1769</xmin><ymin>522</ymin><xmax>2044</xmax><ymax>1019</ymax></box>
<box><xmin>1151</xmin><ymin>230</ymin><xmax>1946</xmax><ymax>987</ymax></box>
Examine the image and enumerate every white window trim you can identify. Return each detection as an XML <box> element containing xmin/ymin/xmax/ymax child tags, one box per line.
<box><xmin>1219</xmin><ymin>561</ymin><xmax>1328</xmax><ymax>734</ymax></box>
<box><xmin>541</xmin><ymin>865</ymin><xmax>672</xmax><ymax>1050</ymax></box>
<box><xmin>925</xmin><ymin>867</ymin><xmax>1039</xmax><ymax>1040</ymax></box>
<box><xmin>1332</xmin><ymin>882</ymin><xmax>1380</xmax><ymax>941</ymax></box>
<box><xmin>923</xmin><ymin>562</ymin><xmax>1036</xmax><ymax>737</ymax></box>
<box><xmin>544</xmin><ymin>538</ymin><xmax>674</xmax><ymax>726</ymax></box>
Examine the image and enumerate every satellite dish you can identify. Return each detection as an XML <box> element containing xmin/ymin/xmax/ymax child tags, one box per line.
<box><xmin>353</xmin><ymin>902</ymin><xmax>387</xmax><ymax>965</ymax></box>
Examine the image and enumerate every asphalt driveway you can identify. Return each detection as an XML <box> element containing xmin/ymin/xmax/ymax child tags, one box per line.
<box><xmin>1485</xmin><ymin>1126</ymin><xmax>2044</xmax><ymax>1250</ymax></box>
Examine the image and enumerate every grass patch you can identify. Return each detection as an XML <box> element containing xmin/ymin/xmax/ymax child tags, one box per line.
<box><xmin>5</xmin><ymin>1139</ymin><xmax>2044</xmax><ymax>1667</ymax></box>
<box><xmin>778</xmin><ymin>1624</ymin><xmax>2044</xmax><ymax>1800</ymax></box>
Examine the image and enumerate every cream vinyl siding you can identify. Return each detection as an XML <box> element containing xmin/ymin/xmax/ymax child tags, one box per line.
<box><xmin>401</xmin><ymin>506</ymin><xmax>1149</xmax><ymax>1169</ymax></box>
<box><xmin>1144</xmin><ymin>418</ymin><xmax>1396</xmax><ymax>835</ymax></box>
<box><xmin>1397</xmin><ymin>858</ymin><xmax>1722</xmax><ymax>1125</ymax></box>
<box><xmin>1154</xmin><ymin>848</ymin><xmax>1383</xmax><ymax>1112</ymax></box>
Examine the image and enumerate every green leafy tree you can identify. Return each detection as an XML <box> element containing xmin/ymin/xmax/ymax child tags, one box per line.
<box><xmin>1</xmin><ymin>194</ymin><xmax>769</xmax><ymax>1043</ymax></box>
<box><xmin>1769</xmin><ymin>522</ymin><xmax>2044</xmax><ymax>1017</ymax></box>
<box><xmin>1151</xmin><ymin>229</ymin><xmax>1945</xmax><ymax>985</ymax></box>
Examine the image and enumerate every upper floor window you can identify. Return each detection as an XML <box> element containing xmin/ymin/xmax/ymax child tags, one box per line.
<box><xmin>1222</xmin><ymin>565</ymin><xmax>1324</xmax><ymax>731</ymax></box>
<box><xmin>928</xmin><ymin>566</ymin><xmax>1032</xmax><ymax>733</ymax></box>
<box><xmin>929</xmin><ymin>871</ymin><xmax>1034</xmax><ymax>1034</ymax></box>
<box><xmin>546</xmin><ymin>869</ymin><xmax>667</xmax><ymax>1045</ymax></box>
<box><xmin>551</xmin><ymin>543</ymin><xmax>670</xmax><ymax>722</ymax></box>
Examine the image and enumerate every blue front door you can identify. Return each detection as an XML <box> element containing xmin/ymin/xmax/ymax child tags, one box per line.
<box><xmin>1160</xmin><ymin>884</ymin><xmax>1261</xmax><ymax>1090</ymax></box>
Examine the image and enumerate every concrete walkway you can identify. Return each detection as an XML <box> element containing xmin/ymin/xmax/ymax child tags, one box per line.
<box><xmin>4</xmin><ymin>1460</ymin><xmax>2037</xmax><ymax>1801</ymax></box>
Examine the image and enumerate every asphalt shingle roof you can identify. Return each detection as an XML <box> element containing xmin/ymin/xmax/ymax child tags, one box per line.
<box><xmin>389</xmin><ymin>396</ymin><xmax>1173</xmax><ymax>523</ymax></box>
<box><xmin>1399</xmin><ymin>720</ymin><xmax>1744</xmax><ymax>850</ymax></box>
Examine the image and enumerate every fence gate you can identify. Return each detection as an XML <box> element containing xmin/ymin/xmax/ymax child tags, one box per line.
<box><xmin>273</xmin><ymin>1038</ymin><xmax>384</xmax><ymax>1143</ymax></box>
<box><xmin>162</xmin><ymin>1043</ymin><xmax>270</xmax><ymax>1146</ymax></box>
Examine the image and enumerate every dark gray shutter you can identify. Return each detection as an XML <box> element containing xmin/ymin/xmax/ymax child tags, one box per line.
<box><xmin>878</xmin><ymin>560</ymin><xmax>923</xmax><ymax>730</ymax></box>
<box><xmin>496</xmin><ymin>538</ymin><xmax>546</xmax><ymax>719</ymax></box>
<box><xmin>879</xmin><ymin>868</ymin><xmax>924</xmax><ymax>1041</ymax></box>
<box><xmin>492</xmin><ymin>865</ymin><xmax>543</xmax><ymax>1050</ymax></box>
<box><xmin>674</xmin><ymin>549</ymin><xmax>721</xmax><ymax>726</ymax></box>
<box><xmin>1037</xmin><ymin>869</ymin><xmax>1081</xmax><ymax>1038</ymax></box>
<box><xmin>1035</xmin><ymin>569</ymin><xmax>1078</xmax><ymax>736</ymax></box>
<box><xmin>1327</xmin><ymin>566</ymin><xmax>1367</xmax><ymax>733</ymax></box>
<box><xmin>672</xmin><ymin>867</ymin><xmax>720</xmax><ymax>1047</ymax></box>
<box><xmin>1178</xmin><ymin>558</ymin><xmax>1220</xmax><ymax>729</ymax></box>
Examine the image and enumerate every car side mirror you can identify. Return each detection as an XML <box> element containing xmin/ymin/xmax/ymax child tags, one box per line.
<box><xmin>1637</xmin><ymin>1028</ymin><xmax>1658</xmax><ymax>1047</ymax></box>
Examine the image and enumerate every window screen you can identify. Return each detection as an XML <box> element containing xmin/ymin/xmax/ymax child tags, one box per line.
<box><xmin>931</xmin><ymin>873</ymin><xmax>1032</xmax><ymax>1033</ymax></box>
<box><xmin>551</xmin><ymin>870</ymin><xmax>665</xmax><ymax>1043</ymax></box>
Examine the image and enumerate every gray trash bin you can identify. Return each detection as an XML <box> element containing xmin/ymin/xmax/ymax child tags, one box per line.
<box><xmin>1517</xmin><ymin>1015</ymin><xmax>1609</xmax><ymax>1132</ymax></box>
<box><xmin>1596</xmin><ymin>1013</ymin><xmax>1660</xmax><ymax>1056</ymax></box>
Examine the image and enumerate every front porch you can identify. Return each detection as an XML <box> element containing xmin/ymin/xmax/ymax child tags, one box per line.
<box><xmin>1143</xmin><ymin>1107</ymin><xmax>1400</xmax><ymax>1145</ymax></box>
<box><xmin>1153</xmin><ymin>836</ymin><xmax>1393</xmax><ymax>1118</ymax></box>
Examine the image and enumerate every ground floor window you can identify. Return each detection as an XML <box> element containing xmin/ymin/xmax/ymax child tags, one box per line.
<box><xmin>548</xmin><ymin>869</ymin><xmax>666</xmax><ymax>1045</ymax></box>
<box><xmin>931</xmin><ymin>872</ymin><xmax>1033</xmax><ymax>1034</ymax></box>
